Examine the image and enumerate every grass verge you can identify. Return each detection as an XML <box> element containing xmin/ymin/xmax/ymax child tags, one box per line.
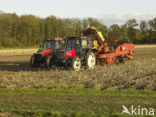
<box><xmin>0</xmin><ymin>85</ymin><xmax>156</xmax><ymax>117</ymax></box>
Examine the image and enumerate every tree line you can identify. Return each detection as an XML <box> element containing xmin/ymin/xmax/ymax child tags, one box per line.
<box><xmin>0</xmin><ymin>12</ymin><xmax>156</xmax><ymax>48</ymax></box>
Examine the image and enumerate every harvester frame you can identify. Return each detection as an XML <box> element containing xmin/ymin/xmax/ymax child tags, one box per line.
<box><xmin>81</xmin><ymin>27</ymin><xmax>135</xmax><ymax>66</ymax></box>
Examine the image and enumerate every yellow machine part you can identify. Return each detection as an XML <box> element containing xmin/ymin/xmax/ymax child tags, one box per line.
<box><xmin>90</xmin><ymin>27</ymin><xmax>105</xmax><ymax>42</ymax></box>
<box><xmin>130</xmin><ymin>55</ymin><xmax>134</xmax><ymax>59</ymax></box>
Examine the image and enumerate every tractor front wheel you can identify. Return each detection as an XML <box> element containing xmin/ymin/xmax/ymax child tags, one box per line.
<box><xmin>45</xmin><ymin>55</ymin><xmax>52</xmax><ymax>69</ymax></box>
<box><xmin>30</xmin><ymin>55</ymin><xmax>36</xmax><ymax>67</ymax></box>
<box><xmin>85</xmin><ymin>51</ymin><xmax>96</xmax><ymax>69</ymax></box>
<box><xmin>71</xmin><ymin>56</ymin><xmax>81</xmax><ymax>71</ymax></box>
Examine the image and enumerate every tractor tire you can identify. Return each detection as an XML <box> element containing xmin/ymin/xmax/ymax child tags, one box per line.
<box><xmin>118</xmin><ymin>55</ymin><xmax>127</xmax><ymax>63</ymax></box>
<box><xmin>30</xmin><ymin>55</ymin><xmax>36</xmax><ymax>68</ymax></box>
<box><xmin>39</xmin><ymin>62</ymin><xmax>45</xmax><ymax>68</ymax></box>
<box><xmin>71</xmin><ymin>56</ymin><xmax>81</xmax><ymax>71</ymax></box>
<box><xmin>45</xmin><ymin>55</ymin><xmax>52</xmax><ymax>69</ymax></box>
<box><xmin>85</xmin><ymin>51</ymin><xmax>96</xmax><ymax>69</ymax></box>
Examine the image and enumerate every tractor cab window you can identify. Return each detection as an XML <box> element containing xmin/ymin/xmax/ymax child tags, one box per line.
<box><xmin>66</xmin><ymin>39</ymin><xmax>73</xmax><ymax>49</ymax></box>
<box><xmin>82</xmin><ymin>39</ymin><xmax>88</xmax><ymax>48</ymax></box>
<box><xmin>75</xmin><ymin>39</ymin><xmax>81</xmax><ymax>49</ymax></box>
<box><xmin>93</xmin><ymin>40</ymin><xmax>98</xmax><ymax>49</ymax></box>
<box><xmin>66</xmin><ymin>38</ymin><xmax>80</xmax><ymax>49</ymax></box>
<box><xmin>42</xmin><ymin>40</ymin><xmax>54</xmax><ymax>50</ymax></box>
<box><xmin>81</xmin><ymin>39</ymin><xmax>91</xmax><ymax>48</ymax></box>
<box><xmin>76</xmin><ymin>39</ymin><xmax>80</xmax><ymax>45</ymax></box>
<box><xmin>55</xmin><ymin>41</ymin><xmax>62</xmax><ymax>50</ymax></box>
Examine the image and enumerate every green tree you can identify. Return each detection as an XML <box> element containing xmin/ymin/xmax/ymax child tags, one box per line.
<box><xmin>126</xmin><ymin>19</ymin><xmax>139</xmax><ymax>42</ymax></box>
<box><xmin>108</xmin><ymin>24</ymin><xmax>121</xmax><ymax>41</ymax></box>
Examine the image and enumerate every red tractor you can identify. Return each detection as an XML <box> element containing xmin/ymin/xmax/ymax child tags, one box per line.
<box><xmin>50</xmin><ymin>27</ymin><xmax>135</xmax><ymax>71</ymax></box>
<box><xmin>30</xmin><ymin>38</ymin><xmax>63</xmax><ymax>68</ymax></box>
<box><xmin>52</xmin><ymin>36</ymin><xmax>97</xmax><ymax>70</ymax></box>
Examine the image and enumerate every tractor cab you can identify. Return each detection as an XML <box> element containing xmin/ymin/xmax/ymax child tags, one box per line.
<box><xmin>65</xmin><ymin>36</ymin><xmax>92</xmax><ymax>59</ymax></box>
<box><xmin>42</xmin><ymin>38</ymin><xmax>63</xmax><ymax>50</ymax></box>
<box><xmin>55</xmin><ymin>36</ymin><xmax>92</xmax><ymax>61</ymax></box>
<box><xmin>38</xmin><ymin>38</ymin><xmax>63</xmax><ymax>56</ymax></box>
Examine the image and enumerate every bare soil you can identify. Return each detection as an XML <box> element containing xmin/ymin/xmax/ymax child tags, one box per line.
<box><xmin>0</xmin><ymin>46</ymin><xmax>156</xmax><ymax>90</ymax></box>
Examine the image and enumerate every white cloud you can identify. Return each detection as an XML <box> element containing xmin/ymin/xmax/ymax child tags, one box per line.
<box><xmin>98</xmin><ymin>13</ymin><xmax>156</xmax><ymax>26</ymax></box>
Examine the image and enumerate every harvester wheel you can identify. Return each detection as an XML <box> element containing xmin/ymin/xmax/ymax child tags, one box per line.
<box><xmin>118</xmin><ymin>56</ymin><xmax>125</xmax><ymax>63</ymax></box>
<box><xmin>85</xmin><ymin>51</ymin><xmax>96</xmax><ymax>69</ymax></box>
<box><xmin>30</xmin><ymin>55</ymin><xmax>35</xmax><ymax>67</ymax></box>
<box><xmin>71</xmin><ymin>56</ymin><xmax>81</xmax><ymax>71</ymax></box>
<box><xmin>45</xmin><ymin>55</ymin><xmax>52</xmax><ymax>69</ymax></box>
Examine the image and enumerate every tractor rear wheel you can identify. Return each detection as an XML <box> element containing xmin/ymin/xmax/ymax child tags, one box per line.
<box><xmin>30</xmin><ymin>55</ymin><xmax>35</xmax><ymax>67</ymax></box>
<box><xmin>85</xmin><ymin>51</ymin><xmax>96</xmax><ymax>69</ymax></box>
<box><xmin>71</xmin><ymin>56</ymin><xmax>81</xmax><ymax>71</ymax></box>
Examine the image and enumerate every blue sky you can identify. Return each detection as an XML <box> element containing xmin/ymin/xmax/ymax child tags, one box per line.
<box><xmin>0</xmin><ymin>0</ymin><xmax>156</xmax><ymax>25</ymax></box>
